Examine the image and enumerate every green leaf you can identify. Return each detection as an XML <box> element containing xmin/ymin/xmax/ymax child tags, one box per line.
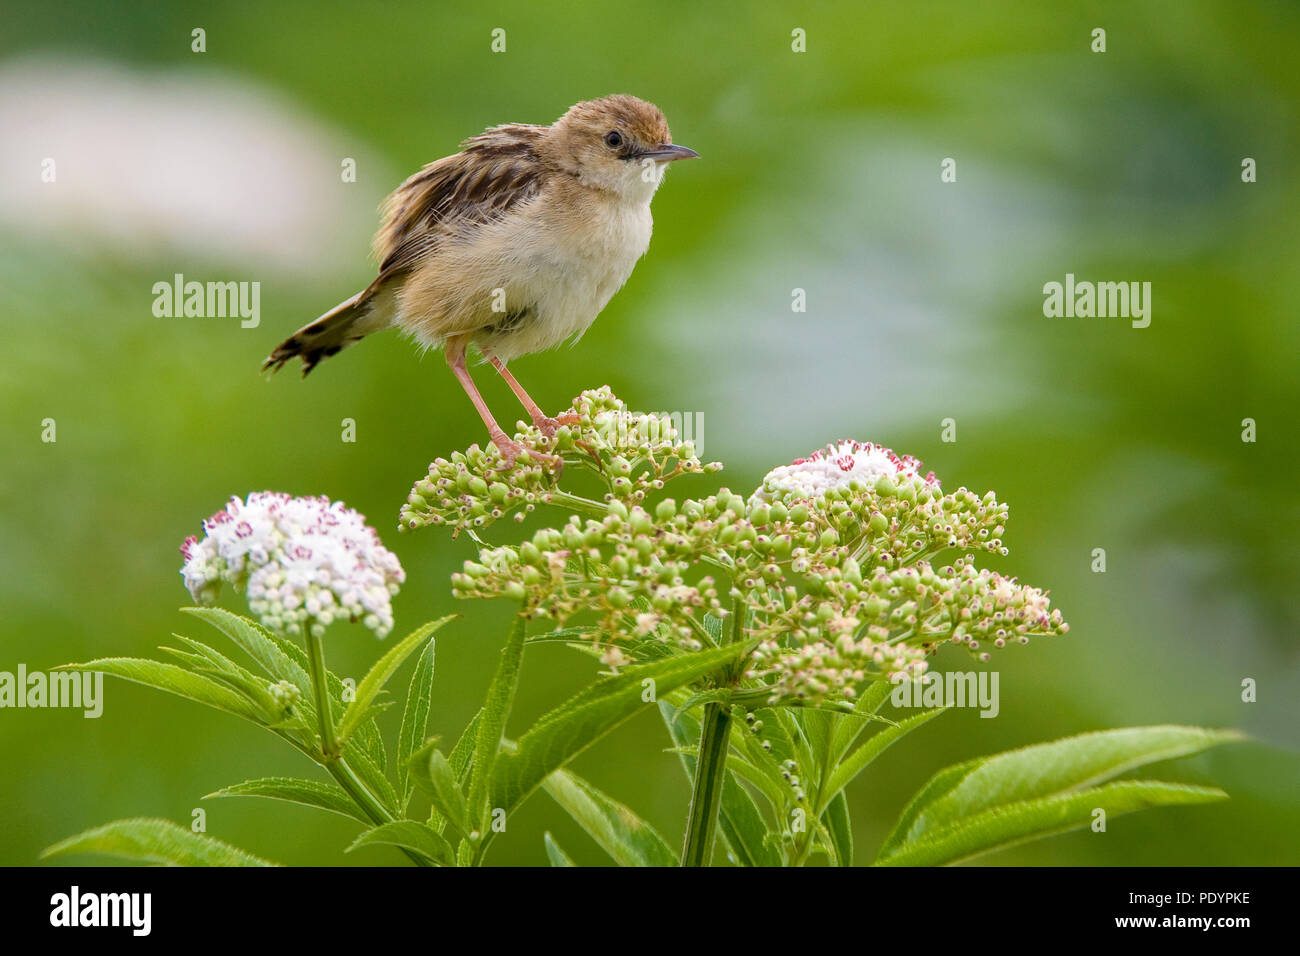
<box><xmin>888</xmin><ymin>725</ymin><xmax>1242</xmax><ymax>851</ymax></box>
<box><xmin>204</xmin><ymin>777</ymin><xmax>369</xmax><ymax>824</ymax></box>
<box><xmin>526</xmin><ymin>626</ymin><xmax>599</xmax><ymax>645</ymax></box>
<box><xmin>428</xmin><ymin>709</ymin><xmax>482</xmax><ymax>833</ymax></box>
<box><xmin>469</xmin><ymin>614</ymin><xmax>528</xmax><ymax>824</ymax></box>
<box><xmin>776</xmin><ymin>708</ymin><xmax>819</xmax><ymax>789</ymax></box>
<box><xmin>798</xmin><ymin>707</ymin><xmax>834</xmax><ymax>781</ymax></box>
<box><xmin>541</xmin><ymin>768</ymin><xmax>676</xmax><ymax>867</ymax></box>
<box><xmin>877</xmin><ymin>725</ymin><xmax>1242</xmax><ymax>866</ymax></box>
<box><xmin>822</xmin><ymin>791</ymin><xmax>853</xmax><ymax>866</ymax></box>
<box><xmin>410</xmin><ymin>740</ymin><xmax>470</xmax><ymax>837</ymax></box>
<box><xmin>820</xmin><ymin>707</ymin><xmax>947</xmax><ymax>812</ymax></box>
<box><xmin>490</xmin><ymin>641</ymin><xmax>753</xmax><ymax>818</ymax></box>
<box><xmin>43</xmin><ymin>818</ymin><xmax>277</xmax><ymax>866</ymax></box>
<box><xmin>57</xmin><ymin>658</ymin><xmax>266</xmax><ymax>725</ymax></box>
<box><xmin>337</xmin><ymin>617</ymin><xmax>452</xmax><ymax>748</ymax></box>
<box><xmin>717</xmin><ymin>752</ymin><xmax>788</xmax><ymax>812</ymax></box>
<box><xmin>182</xmin><ymin>607</ymin><xmax>312</xmax><ymax>699</ymax></box>
<box><xmin>166</xmin><ymin>636</ymin><xmax>284</xmax><ymax>718</ymax></box>
<box><xmin>661</xmin><ymin>700</ymin><xmax>782</xmax><ymax>867</ymax></box>
<box><xmin>876</xmin><ymin>759</ymin><xmax>980</xmax><ymax>860</ymax></box>
<box><xmin>726</xmin><ymin>705</ymin><xmax>798</xmax><ymax>807</ymax></box>
<box><xmin>543</xmin><ymin>832</ymin><xmax>576</xmax><ymax>867</ymax></box>
<box><xmin>875</xmin><ymin>780</ymin><xmax>1227</xmax><ymax>866</ymax></box>
<box><xmin>396</xmin><ymin>635</ymin><xmax>437</xmax><ymax>811</ymax></box>
<box><xmin>449</xmin><ymin>708</ymin><xmax>482</xmax><ymax>783</ymax></box>
<box><xmin>182</xmin><ymin>608</ymin><xmax>391</xmax><ymax>760</ymax></box>
<box><xmin>342</xmin><ymin>743</ymin><xmax>400</xmax><ymax>815</ymax></box>
<box><xmin>827</xmin><ymin>679</ymin><xmax>895</xmax><ymax>763</ymax></box>
<box><xmin>346</xmin><ymin>821</ymin><xmax>452</xmax><ymax>865</ymax></box>
<box><xmin>235</xmin><ymin>615</ymin><xmax>389</xmax><ymax>769</ymax></box>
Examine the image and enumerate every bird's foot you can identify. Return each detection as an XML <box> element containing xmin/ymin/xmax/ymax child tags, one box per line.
<box><xmin>491</xmin><ymin>433</ymin><xmax>563</xmax><ymax>473</ymax></box>
<box><xmin>532</xmin><ymin>410</ymin><xmax>580</xmax><ymax>439</ymax></box>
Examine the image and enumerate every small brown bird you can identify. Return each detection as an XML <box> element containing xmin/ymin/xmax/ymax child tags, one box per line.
<box><xmin>264</xmin><ymin>94</ymin><xmax>697</xmax><ymax>464</ymax></box>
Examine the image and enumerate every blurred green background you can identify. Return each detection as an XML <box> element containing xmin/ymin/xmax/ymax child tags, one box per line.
<box><xmin>2</xmin><ymin>0</ymin><xmax>1297</xmax><ymax>866</ymax></box>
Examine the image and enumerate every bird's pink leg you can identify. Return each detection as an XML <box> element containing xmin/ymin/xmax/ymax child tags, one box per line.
<box><xmin>487</xmin><ymin>355</ymin><xmax>579</xmax><ymax>437</ymax></box>
<box><xmin>446</xmin><ymin>339</ymin><xmax>558</xmax><ymax>468</ymax></box>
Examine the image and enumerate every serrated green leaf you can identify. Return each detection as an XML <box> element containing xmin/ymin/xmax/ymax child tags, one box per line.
<box><xmin>820</xmin><ymin>707</ymin><xmax>946</xmax><ymax>813</ymax></box>
<box><xmin>42</xmin><ymin>818</ymin><xmax>277</xmax><ymax>866</ymax></box>
<box><xmin>204</xmin><ymin>776</ymin><xmax>369</xmax><ymax>824</ymax></box>
<box><xmin>410</xmin><ymin>741</ymin><xmax>469</xmax><ymax>837</ymax></box>
<box><xmin>542</xmin><ymin>768</ymin><xmax>675</xmax><ymax>867</ymax></box>
<box><xmin>776</xmin><ymin>708</ymin><xmax>818</xmax><ymax>786</ymax></box>
<box><xmin>346</xmin><ymin>821</ymin><xmax>452</xmax><ymax>865</ymax></box>
<box><xmin>526</xmin><ymin>626</ymin><xmax>599</xmax><ymax>645</ymax></box>
<box><xmin>876</xmin><ymin>725</ymin><xmax>1242</xmax><ymax>866</ymax></box>
<box><xmin>57</xmin><ymin>658</ymin><xmax>267</xmax><ymax>725</ymax></box>
<box><xmin>901</xmin><ymin>725</ymin><xmax>1242</xmax><ymax>848</ymax></box>
<box><xmin>877</xmin><ymin>759</ymin><xmax>981</xmax><ymax>859</ymax></box>
<box><xmin>875</xmin><ymin>780</ymin><xmax>1228</xmax><ymax>866</ymax></box>
<box><xmin>396</xmin><ymin>637</ymin><xmax>437</xmax><ymax>812</ymax></box>
<box><xmin>180</xmin><ymin>608</ymin><xmax>391</xmax><ymax>759</ymax></box>
<box><xmin>450</xmin><ymin>708</ymin><xmax>483</xmax><ymax>783</ymax></box>
<box><xmin>798</xmin><ymin>707</ymin><xmax>834</xmax><ymax>781</ymax></box>
<box><xmin>168</xmin><ymin>636</ymin><xmax>284</xmax><ymax>717</ymax></box>
<box><xmin>490</xmin><ymin>642</ymin><xmax>753</xmax><ymax>818</ymax></box>
<box><xmin>182</xmin><ymin>607</ymin><xmax>312</xmax><ymax>699</ymax></box>
<box><xmin>342</xmin><ymin>742</ymin><xmax>400</xmax><ymax>815</ymax></box>
<box><xmin>719</xmin><ymin>752</ymin><xmax>788</xmax><ymax>811</ymax></box>
<box><xmin>823</xmin><ymin>792</ymin><xmax>853</xmax><ymax>866</ymax></box>
<box><xmin>727</xmin><ymin>704</ymin><xmax>797</xmax><ymax>806</ymax></box>
<box><xmin>827</xmin><ymin>679</ymin><xmax>895</xmax><ymax>762</ymax></box>
<box><xmin>337</xmin><ymin>617</ymin><xmax>452</xmax><ymax>748</ymax></box>
<box><xmin>469</xmin><ymin>614</ymin><xmax>528</xmax><ymax>824</ymax></box>
<box><xmin>543</xmin><ymin>832</ymin><xmax>576</xmax><ymax>867</ymax></box>
<box><xmin>244</xmin><ymin>618</ymin><xmax>388</xmax><ymax>770</ymax></box>
<box><xmin>429</xmin><ymin>709</ymin><xmax>481</xmax><ymax>833</ymax></box>
<box><xmin>157</xmin><ymin>645</ymin><xmax>214</xmax><ymax>670</ymax></box>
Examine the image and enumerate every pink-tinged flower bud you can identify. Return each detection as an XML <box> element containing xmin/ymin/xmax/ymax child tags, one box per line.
<box><xmin>753</xmin><ymin>440</ymin><xmax>937</xmax><ymax>506</ymax></box>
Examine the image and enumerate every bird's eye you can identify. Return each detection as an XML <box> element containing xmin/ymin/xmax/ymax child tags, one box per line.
<box><xmin>604</xmin><ymin>130</ymin><xmax>623</xmax><ymax>149</ymax></box>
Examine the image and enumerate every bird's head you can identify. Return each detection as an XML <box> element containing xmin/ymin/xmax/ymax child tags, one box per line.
<box><xmin>545</xmin><ymin>94</ymin><xmax>698</xmax><ymax>201</ymax></box>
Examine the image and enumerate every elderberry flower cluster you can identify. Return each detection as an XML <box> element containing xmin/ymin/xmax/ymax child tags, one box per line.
<box><xmin>754</xmin><ymin>440</ymin><xmax>935</xmax><ymax>502</ymax></box>
<box><xmin>399</xmin><ymin>386</ymin><xmax>720</xmax><ymax>537</ymax></box>
<box><xmin>412</xmin><ymin>391</ymin><xmax>1068</xmax><ymax>705</ymax></box>
<box><xmin>180</xmin><ymin>492</ymin><xmax>405</xmax><ymax>639</ymax></box>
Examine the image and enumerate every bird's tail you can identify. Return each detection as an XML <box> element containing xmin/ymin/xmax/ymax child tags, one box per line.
<box><xmin>263</xmin><ymin>285</ymin><xmax>394</xmax><ymax>377</ymax></box>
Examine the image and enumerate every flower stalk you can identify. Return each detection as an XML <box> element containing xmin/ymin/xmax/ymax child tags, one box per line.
<box><xmin>680</xmin><ymin>700</ymin><xmax>732</xmax><ymax>867</ymax></box>
<box><xmin>306</xmin><ymin>627</ymin><xmax>339</xmax><ymax>760</ymax></box>
<box><xmin>304</xmin><ymin>622</ymin><xmax>432</xmax><ymax>867</ymax></box>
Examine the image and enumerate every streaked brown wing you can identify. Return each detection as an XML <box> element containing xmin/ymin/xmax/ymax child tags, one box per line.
<box><xmin>373</xmin><ymin>123</ymin><xmax>546</xmax><ymax>275</ymax></box>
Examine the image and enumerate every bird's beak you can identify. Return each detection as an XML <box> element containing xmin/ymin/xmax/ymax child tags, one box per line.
<box><xmin>641</xmin><ymin>143</ymin><xmax>699</xmax><ymax>162</ymax></box>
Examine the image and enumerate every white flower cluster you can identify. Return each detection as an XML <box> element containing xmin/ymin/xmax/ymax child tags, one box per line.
<box><xmin>180</xmin><ymin>492</ymin><xmax>405</xmax><ymax>639</ymax></box>
<box><xmin>753</xmin><ymin>440</ymin><xmax>937</xmax><ymax>504</ymax></box>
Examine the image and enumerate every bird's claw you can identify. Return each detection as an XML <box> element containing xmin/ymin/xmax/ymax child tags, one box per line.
<box><xmin>533</xmin><ymin>410</ymin><xmax>580</xmax><ymax>439</ymax></box>
<box><xmin>491</xmin><ymin>434</ymin><xmax>564</xmax><ymax>474</ymax></box>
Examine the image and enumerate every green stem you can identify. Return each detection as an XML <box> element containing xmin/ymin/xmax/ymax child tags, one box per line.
<box><xmin>305</xmin><ymin>628</ymin><xmax>339</xmax><ymax>759</ymax></box>
<box><xmin>680</xmin><ymin>594</ymin><xmax>746</xmax><ymax>867</ymax></box>
<box><xmin>681</xmin><ymin>701</ymin><xmax>731</xmax><ymax>866</ymax></box>
<box><xmin>544</xmin><ymin>489</ymin><xmax>609</xmax><ymax>518</ymax></box>
<box><xmin>304</xmin><ymin>625</ymin><xmax>431</xmax><ymax>867</ymax></box>
<box><xmin>327</xmin><ymin>758</ymin><xmax>433</xmax><ymax>868</ymax></box>
<box><xmin>791</xmin><ymin>828</ymin><xmax>816</xmax><ymax>867</ymax></box>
